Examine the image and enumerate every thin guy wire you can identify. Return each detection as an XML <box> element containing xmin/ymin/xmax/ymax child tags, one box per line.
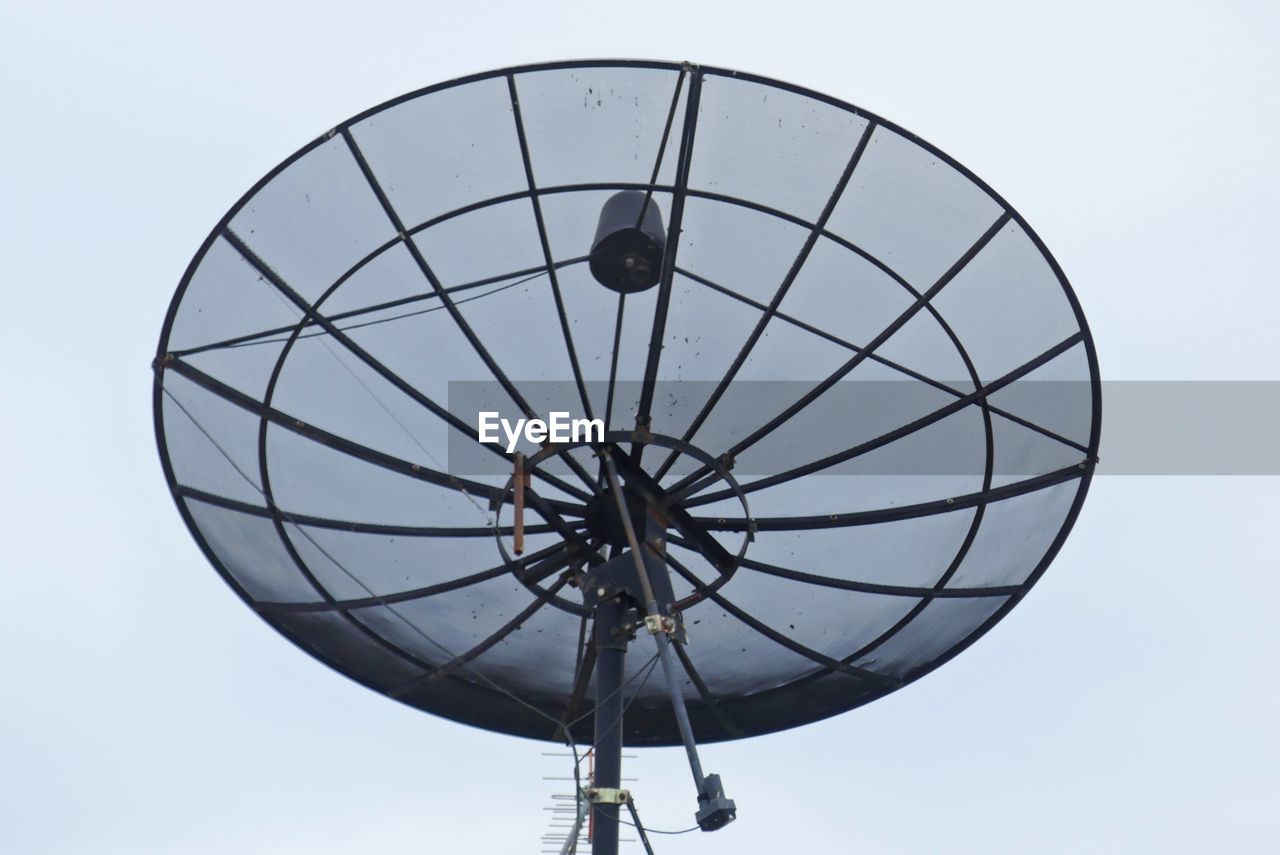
<box><xmin>225</xmin><ymin>267</ymin><xmax>553</xmax><ymax>350</ymax></box>
<box><xmin>258</xmin><ymin>278</ymin><xmax>499</xmax><ymax>530</ymax></box>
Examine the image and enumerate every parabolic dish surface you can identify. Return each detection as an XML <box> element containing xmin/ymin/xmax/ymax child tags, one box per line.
<box><xmin>154</xmin><ymin>60</ymin><xmax>1100</xmax><ymax>745</ymax></box>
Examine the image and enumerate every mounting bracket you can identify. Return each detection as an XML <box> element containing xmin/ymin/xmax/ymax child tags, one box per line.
<box><xmin>586</xmin><ymin>787</ymin><xmax>631</xmax><ymax>805</ymax></box>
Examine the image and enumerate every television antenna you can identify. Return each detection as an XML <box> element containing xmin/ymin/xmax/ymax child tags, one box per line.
<box><xmin>153</xmin><ymin>60</ymin><xmax>1100</xmax><ymax>853</ymax></box>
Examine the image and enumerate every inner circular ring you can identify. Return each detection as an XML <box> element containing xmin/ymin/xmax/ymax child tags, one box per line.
<box><xmin>492</xmin><ymin>429</ymin><xmax>754</xmax><ymax>617</ymax></box>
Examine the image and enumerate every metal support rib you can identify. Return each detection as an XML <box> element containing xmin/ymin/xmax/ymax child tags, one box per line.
<box><xmin>652</xmin><ymin>118</ymin><xmax>877</xmax><ymax>481</ymax></box>
<box><xmin>557</xmin><ymin>632</ymin><xmax>597</xmax><ymax>739</ymax></box>
<box><xmin>176</xmin><ymin>484</ymin><xmax>583</xmax><ymax>537</ymax></box>
<box><xmin>339</xmin><ymin>128</ymin><xmax>600</xmax><ymax>493</ymax></box>
<box><xmin>634</xmin><ymin>69</ymin><xmax>703</xmax><ymax>452</ymax></box>
<box><xmin>662</xmin><ymin>552</ymin><xmax>899</xmax><ymax>687</ymax></box>
<box><xmin>674</xmin><ymin>263</ymin><xmax>1088</xmax><ymax>454</ymax></box>
<box><xmin>185</xmin><ymin>181</ymin><xmax>1053</xmax><ymax>468</ymax></box>
<box><xmin>255</xmin><ymin>542</ymin><xmax>570</xmax><ymax>614</ymax></box>
<box><xmin>387</xmin><ymin>574</ymin><xmax>572</xmax><ymax>698</ymax></box>
<box><xmin>506</xmin><ymin>74</ymin><xmax>597</xmax><ymax>423</ymax></box>
<box><xmin>216</xmin><ymin>228</ymin><xmax>594</xmax><ymax>502</ymax></box>
<box><xmin>598</xmin><ymin>67</ymin><xmax>686</xmax><ymax>465</ymax></box>
<box><xmin>173</xmin><ymin>256</ymin><xmax>588</xmax><ymax>357</ymax></box>
<box><xmin>169</xmin><ymin>284</ymin><xmax>522</xmax><ymax>702</ymax></box>
<box><xmin>163</xmin><ymin>356</ymin><xmax>591</xmax><ymax>511</ymax></box>
<box><xmin>666</xmin><ymin>209</ymin><xmax>1015</xmax><ymax>495</ymax></box>
<box><xmin>428</xmin><ymin>575</ymin><xmax>570</xmax><ymax>681</ymax></box>
<box><xmin>603</xmin><ymin>293</ymin><xmax>626</xmax><ymax>434</ymax></box>
<box><xmin>636</xmin><ymin>66</ymin><xmax>686</xmax><ymax>222</ymax></box>
<box><xmin>687</xmin><ymin>463</ymin><xmax>1085</xmax><ymax>532</ymax></box>
<box><xmin>665</xmin><ymin>534</ymin><xmax>1021</xmax><ymax>599</ymax></box>
<box><xmin>683</xmin><ymin>331</ymin><xmax>1084</xmax><ymax>505</ymax></box>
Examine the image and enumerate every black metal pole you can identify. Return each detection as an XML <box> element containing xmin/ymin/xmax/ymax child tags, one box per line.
<box><xmin>592</xmin><ymin>596</ymin><xmax>627</xmax><ymax>855</ymax></box>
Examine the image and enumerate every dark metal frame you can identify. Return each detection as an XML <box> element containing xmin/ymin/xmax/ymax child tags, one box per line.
<box><xmin>153</xmin><ymin>59</ymin><xmax>1102</xmax><ymax>746</ymax></box>
<box><xmin>489</xmin><ymin>430</ymin><xmax>752</xmax><ymax>619</ymax></box>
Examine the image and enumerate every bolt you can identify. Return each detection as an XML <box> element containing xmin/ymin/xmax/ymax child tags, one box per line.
<box><xmin>596</xmin><ymin>587</ymin><xmax>607</xmax><ymax>597</ymax></box>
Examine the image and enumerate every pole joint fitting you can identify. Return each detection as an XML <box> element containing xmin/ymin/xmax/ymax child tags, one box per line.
<box><xmin>643</xmin><ymin>614</ymin><xmax>677</xmax><ymax>636</ymax></box>
<box><xmin>586</xmin><ymin>787</ymin><xmax>631</xmax><ymax>805</ymax></box>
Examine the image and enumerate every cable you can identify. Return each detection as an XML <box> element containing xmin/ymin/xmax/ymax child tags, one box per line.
<box><xmin>591</xmin><ymin>803</ymin><xmax>700</xmax><ymax>836</ymax></box>
<box><xmin>572</xmin><ymin>657</ymin><xmax>656</xmax><ymax>747</ymax></box>
<box><xmin>258</xmin><ymin>280</ymin><xmax>500</xmax><ymax>531</ymax></box>
<box><xmin>226</xmin><ymin>267</ymin><xmax>551</xmax><ymax>350</ymax></box>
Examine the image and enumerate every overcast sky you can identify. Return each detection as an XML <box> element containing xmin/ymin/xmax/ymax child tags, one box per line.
<box><xmin>2</xmin><ymin>1</ymin><xmax>1277</xmax><ymax>852</ymax></box>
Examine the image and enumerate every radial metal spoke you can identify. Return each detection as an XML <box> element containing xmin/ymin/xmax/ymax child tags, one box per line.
<box><xmin>174</xmin><ymin>256</ymin><xmax>587</xmax><ymax>357</ymax></box>
<box><xmin>684</xmin><ymin>331</ymin><xmax>1084</xmax><ymax>506</ymax></box>
<box><xmin>689</xmin><ymin>464</ymin><xmax>1083</xmax><ymax>532</ymax></box>
<box><xmin>255</xmin><ymin>541</ymin><xmax>569</xmax><ymax>614</ymax></box>
<box><xmin>507</xmin><ymin>74</ymin><xmax>597</xmax><ymax>423</ymax></box>
<box><xmin>179</xmin><ymin>174</ymin><xmax>1020</xmax><ymax>382</ymax></box>
<box><xmin>603</xmin><ymin>442</ymin><xmax>736</xmax><ymax>575</ymax></box>
<box><xmin>634</xmin><ymin>70</ymin><xmax>704</xmax><ymax>453</ymax></box>
<box><xmin>521</xmin><ymin>485</ymin><xmax>605</xmax><ymax>573</ymax></box>
<box><xmin>177</xmin><ymin>485</ymin><xmax>582</xmax><ymax>537</ymax></box>
<box><xmin>391</xmin><ymin>576</ymin><xmax>571</xmax><ymax>690</ymax></box>
<box><xmin>662</xmin><ymin>553</ymin><xmax>898</xmax><ymax>687</ymax></box>
<box><xmin>604</xmin><ymin>293</ymin><xmax>626</xmax><ymax>433</ymax></box>
<box><xmin>164</xmin><ymin>355</ymin><xmax>592</xmax><ymax>511</ymax></box>
<box><xmin>675</xmin><ymin>265</ymin><xmax>1089</xmax><ymax>455</ymax></box>
<box><xmin>340</xmin><ymin>128</ymin><xmax>601</xmax><ymax>493</ymax></box>
<box><xmin>652</xmin><ymin>120</ymin><xmax>877</xmax><ymax>481</ymax></box>
<box><xmin>556</xmin><ymin>632</ymin><xmax>598</xmax><ymax>738</ymax></box>
<box><xmin>636</xmin><ymin>67</ymin><xmax>687</xmax><ymax>225</ymax></box>
<box><xmin>666</xmin><ymin>534</ymin><xmax>1020</xmax><ymax>599</ymax></box>
<box><xmin>213</xmin><ymin>229</ymin><xmax>595</xmax><ymax>501</ymax></box>
<box><xmin>665</xmin><ymin>210</ymin><xmax>1015</xmax><ymax>495</ymax></box>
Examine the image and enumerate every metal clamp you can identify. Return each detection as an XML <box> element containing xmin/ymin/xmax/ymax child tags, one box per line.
<box><xmin>643</xmin><ymin>614</ymin><xmax>676</xmax><ymax>636</ymax></box>
<box><xmin>586</xmin><ymin>787</ymin><xmax>631</xmax><ymax>805</ymax></box>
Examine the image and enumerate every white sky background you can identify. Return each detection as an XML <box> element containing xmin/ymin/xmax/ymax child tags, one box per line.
<box><xmin>1</xmin><ymin>1</ymin><xmax>1277</xmax><ymax>852</ymax></box>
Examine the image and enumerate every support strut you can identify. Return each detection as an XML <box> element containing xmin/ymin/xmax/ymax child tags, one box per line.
<box><xmin>597</xmin><ymin>447</ymin><xmax>737</xmax><ymax>833</ymax></box>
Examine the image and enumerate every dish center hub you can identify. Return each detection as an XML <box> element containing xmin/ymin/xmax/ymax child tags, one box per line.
<box><xmin>583</xmin><ymin>485</ymin><xmax>654</xmax><ymax>546</ymax></box>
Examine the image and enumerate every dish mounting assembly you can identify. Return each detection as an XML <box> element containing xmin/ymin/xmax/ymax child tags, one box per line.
<box><xmin>153</xmin><ymin>60</ymin><xmax>1100</xmax><ymax>853</ymax></box>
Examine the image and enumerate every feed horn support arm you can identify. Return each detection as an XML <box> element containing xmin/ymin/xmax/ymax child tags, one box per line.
<box><xmin>586</xmin><ymin>446</ymin><xmax>737</xmax><ymax>850</ymax></box>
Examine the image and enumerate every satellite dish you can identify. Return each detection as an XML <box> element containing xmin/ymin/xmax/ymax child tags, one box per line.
<box><xmin>153</xmin><ymin>60</ymin><xmax>1100</xmax><ymax>851</ymax></box>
